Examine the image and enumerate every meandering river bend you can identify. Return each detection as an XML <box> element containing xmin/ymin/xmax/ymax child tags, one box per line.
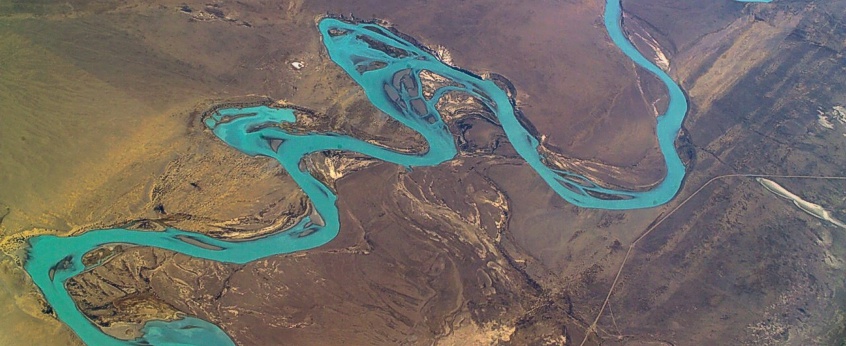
<box><xmin>23</xmin><ymin>0</ymin><xmax>770</xmax><ymax>344</ymax></box>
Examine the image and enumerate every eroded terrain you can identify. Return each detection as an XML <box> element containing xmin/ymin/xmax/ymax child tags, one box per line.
<box><xmin>1</xmin><ymin>0</ymin><xmax>846</xmax><ymax>345</ymax></box>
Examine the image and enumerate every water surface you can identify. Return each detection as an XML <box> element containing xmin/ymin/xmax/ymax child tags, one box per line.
<box><xmin>23</xmin><ymin>1</ymin><xmax>768</xmax><ymax>344</ymax></box>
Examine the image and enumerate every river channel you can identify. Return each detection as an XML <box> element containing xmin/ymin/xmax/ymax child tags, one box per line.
<box><xmin>23</xmin><ymin>0</ymin><xmax>769</xmax><ymax>344</ymax></box>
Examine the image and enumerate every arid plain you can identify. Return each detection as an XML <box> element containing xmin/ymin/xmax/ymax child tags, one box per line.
<box><xmin>1</xmin><ymin>0</ymin><xmax>845</xmax><ymax>345</ymax></box>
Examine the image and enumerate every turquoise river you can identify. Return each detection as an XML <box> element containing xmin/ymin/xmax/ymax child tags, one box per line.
<box><xmin>22</xmin><ymin>0</ymin><xmax>770</xmax><ymax>344</ymax></box>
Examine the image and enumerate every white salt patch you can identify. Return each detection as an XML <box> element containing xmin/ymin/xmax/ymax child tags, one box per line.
<box><xmin>833</xmin><ymin>105</ymin><xmax>846</xmax><ymax>124</ymax></box>
<box><xmin>758</xmin><ymin>178</ymin><xmax>846</xmax><ymax>229</ymax></box>
<box><xmin>818</xmin><ymin>115</ymin><xmax>835</xmax><ymax>129</ymax></box>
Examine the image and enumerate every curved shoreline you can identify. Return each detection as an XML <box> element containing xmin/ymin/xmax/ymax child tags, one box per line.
<box><xmin>19</xmin><ymin>1</ymin><xmax>778</xmax><ymax>344</ymax></box>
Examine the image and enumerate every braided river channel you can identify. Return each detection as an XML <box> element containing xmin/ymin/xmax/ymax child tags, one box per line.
<box><xmin>22</xmin><ymin>0</ymin><xmax>769</xmax><ymax>344</ymax></box>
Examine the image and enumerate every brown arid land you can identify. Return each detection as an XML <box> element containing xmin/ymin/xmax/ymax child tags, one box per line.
<box><xmin>1</xmin><ymin>0</ymin><xmax>845</xmax><ymax>345</ymax></box>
